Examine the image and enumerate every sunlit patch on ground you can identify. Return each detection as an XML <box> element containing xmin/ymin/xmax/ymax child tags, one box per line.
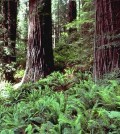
<box><xmin>0</xmin><ymin>81</ymin><xmax>12</xmax><ymax>98</ymax></box>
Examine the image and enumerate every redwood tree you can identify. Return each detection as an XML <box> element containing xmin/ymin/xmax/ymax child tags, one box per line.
<box><xmin>94</xmin><ymin>0</ymin><xmax>120</xmax><ymax>79</ymax></box>
<box><xmin>68</xmin><ymin>0</ymin><xmax>77</xmax><ymax>33</ymax></box>
<box><xmin>68</xmin><ymin>0</ymin><xmax>77</xmax><ymax>22</ymax></box>
<box><xmin>22</xmin><ymin>0</ymin><xmax>54</xmax><ymax>83</ymax></box>
<box><xmin>3</xmin><ymin>0</ymin><xmax>17</xmax><ymax>82</ymax></box>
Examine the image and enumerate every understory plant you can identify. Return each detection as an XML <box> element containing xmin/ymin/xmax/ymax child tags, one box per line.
<box><xmin>0</xmin><ymin>70</ymin><xmax>120</xmax><ymax>134</ymax></box>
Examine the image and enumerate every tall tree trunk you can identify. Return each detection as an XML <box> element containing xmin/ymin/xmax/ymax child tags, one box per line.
<box><xmin>53</xmin><ymin>22</ymin><xmax>56</xmax><ymax>48</ymax></box>
<box><xmin>78</xmin><ymin>0</ymin><xmax>81</xmax><ymax>19</ymax></box>
<box><xmin>94</xmin><ymin>0</ymin><xmax>120</xmax><ymax>79</ymax></box>
<box><xmin>68</xmin><ymin>0</ymin><xmax>77</xmax><ymax>22</ymax></box>
<box><xmin>57</xmin><ymin>0</ymin><xmax>60</xmax><ymax>40</ymax></box>
<box><xmin>3</xmin><ymin>0</ymin><xmax>17</xmax><ymax>82</ymax></box>
<box><xmin>68</xmin><ymin>0</ymin><xmax>77</xmax><ymax>33</ymax></box>
<box><xmin>22</xmin><ymin>0</ymin><xmax>54</xmax><ymax>83</ymax></box>
<box><xmin>0</xmin><ymin>0</ymin><xmax>2</xmax><ymax>13</ymax></box>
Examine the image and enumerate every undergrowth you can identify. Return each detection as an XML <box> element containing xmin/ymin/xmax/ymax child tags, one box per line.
<box><xmin>0</xmin><ymin>70</ymin><xmax>120</xmax><ymax>134</ymax></box>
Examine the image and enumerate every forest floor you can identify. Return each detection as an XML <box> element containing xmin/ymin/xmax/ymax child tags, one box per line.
<box><xmin>0</xmin><ymin>67</ymin><xmax>120</xmax><ymax>133</ymax></box>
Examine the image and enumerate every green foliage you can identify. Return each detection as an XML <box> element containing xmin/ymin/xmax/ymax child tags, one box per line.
<box><xmin>0</xmin><ymin>8</ymin><xmax>17</xmax><ymax>80</ymax></box>
<box><xmin>54</xmin><ymin>0</ymin><xmax>94</xmax><ymax>72</ymax></box>
<box><xmin>54</xmin><ymin>41</ymin><xmax>80</xmax><ymax>70</ymax></box>
<box><xmin>54</xmin><ymin>30</ymin><xmax>93</xmax><ymax>72</ymax></box>
<box><xmin>0</xmin><ymin>70</ymin><xmax>120</xmax><ymax>133</ymax></box>
<box><xmin>17</xmin><ymin>0</ymin><xmax>28</xmax><ymax>40</ymax></box>
<box><xmin>16</xmin><ymin>0</ymin><xmax>28</xmax><ymax>68</ymax></box>
<box><xmin>14</xmin><ymin>69</ymin><xmax>24</xmax><ymax>79</ymax></box>
<box><xmin>0</xmin><ymin>61</ymin><xmax>16</xmax><ymax>81</ymax></box>
<box><xmin>16</xmin><ymin>41</ymin><xmax>26</xmax><ymax>68</ymax></box>
<box><xmin>0</xmin><ymin>80</ymin><xmax>13</xmax><ymax>99</ymax></box>
<box><xmin>0</xmin><ymin>1</ymin><xmax>120</xmax><ymax>133</ymax></box>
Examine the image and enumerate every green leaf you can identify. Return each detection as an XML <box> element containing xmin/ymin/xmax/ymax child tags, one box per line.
<box><xmin>30</xmin><ymin>117</ymin><xmax>44</xmax><ymax>125</ymax></box>
<box><xmin>25</xmin><ymin>124</ymin><xmax>33</xmax><ymax>134</ymax></box>
<box><xmin>107</xmin><ymin>111</ymin><xmax>120</xmax><ymax>119</ymax></box>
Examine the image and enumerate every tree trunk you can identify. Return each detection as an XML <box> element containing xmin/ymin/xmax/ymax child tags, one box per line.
<box><xmin>53</xmin><ymin>22</ymin><xmax>56</xmax><ymax>48</ymax></box>
<box><xmin>94</xmin><ymin>0</ymin><xmax>120</xmax><ymax>79</ymax></box>
<box><xmin>57</xmin><ymin>0</ymin><xmax>60</xmax><ymax>40</ymax></box>
<box><xmin>22</xmin><ymin>0</ymin><xmax>54</xmax><ymax>83</ymax></box>
<box><xmin>0</xmin><ymin>3</ymin><xmax>1</xmax><ymax>12</ymax></box>
<box><xmin>3</xmin><ymin>0</ymin><xmax>17</xmax><ymax>82</ymax></box>
<box><xmin>68</xmin><ymin>0</ymin><xmax>77</xmax><ymax>33</ymax></box>
<box><xmin>78</xmin><ymin>0</ymin><xmax>81</xmax><ymax>19</ymax></box>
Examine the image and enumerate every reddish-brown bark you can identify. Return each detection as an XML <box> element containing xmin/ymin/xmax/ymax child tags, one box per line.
<box><xmin>94</xmin><ymin>0</ymin><xmax>120</xmax><ymax>79</ymax></box>
<box><xmin>22</xmin><ymin>0</ymin><xmax>54</xmax><ymax>83</ymax></box>
<box><xmin>68</xmin><ymin>0</ymin><xmax>77</xmax><ymax>33</ymax></box>
<box><xmin>68</xmin><ymin>0</ymin><xmax>77</xmax><ymax>22</ymax></box>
